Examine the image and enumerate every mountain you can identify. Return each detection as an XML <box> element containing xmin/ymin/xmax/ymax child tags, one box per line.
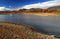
<box><xmin>0</xmin><ymin>5</ymin><xmax>60</xmax><ymax>14</ymax></box>
<box><xmin>48</xmin><ymin>6</ymin><xmax>60</xmax><ymax>10</ymax></box>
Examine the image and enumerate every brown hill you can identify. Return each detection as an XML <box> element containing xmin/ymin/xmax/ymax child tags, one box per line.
<box><xmin>0</xmin><ymin>6</ymin><xmax>60</xmax><ymax>14</ymax></box>
<box><xmin>0</xmin><ymin>22</ymin><xmax>58</xmax><ymax>39</ymax></box>
<box><xmin>0</xmin><ymin>7</ymin><xmax>60</xmax><ymax>16</ymax></box>
<box><xmin>0</xmin><ymin>9</ymin><xmax>59</xmax><ymax>14</ymax></box>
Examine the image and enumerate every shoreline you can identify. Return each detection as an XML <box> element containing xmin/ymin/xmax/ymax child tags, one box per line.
<box><xmin>0</xmin><ymin>22</ymin><xmax>58</xmax><ymax>39</ymax></box>
<box><xmin>0</xmin><ymin>12</ymin><xmax>60</xmax><ymax>16</ymax></box>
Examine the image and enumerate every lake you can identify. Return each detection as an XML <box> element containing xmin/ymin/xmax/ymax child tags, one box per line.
<box><xmin>0</xmin><ymin>14</ymin><xmax>60</xmax><ymax>36</ymax></box>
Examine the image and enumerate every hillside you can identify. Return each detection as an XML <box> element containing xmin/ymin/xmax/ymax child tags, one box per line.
<box><xmin>0</xmin><ymin>6</ymin><xmax>60</xmax><ymax>16</ymax></box>
<box><xmin>0</xmin><ymin>22</ymin><xmax>58</xmax><ymax>39</ymax></box>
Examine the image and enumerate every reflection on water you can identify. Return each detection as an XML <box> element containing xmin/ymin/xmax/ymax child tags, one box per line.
<box><xmin>0</xmin><ymin>14</ymin><xmax>60</xmax><ymax>36</ymax></box>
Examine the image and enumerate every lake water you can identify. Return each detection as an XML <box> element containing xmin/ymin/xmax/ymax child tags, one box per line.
<box><xmin>0</xmin><ymin>14</ymin><xmax>60</xmax><ymax>36</ymax></box>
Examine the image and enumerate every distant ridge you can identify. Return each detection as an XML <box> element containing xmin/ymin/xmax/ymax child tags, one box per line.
<box><xmin>47</xmin><ymin>6</ymin><xmax>60</xmax><ymax>10</ymax></box>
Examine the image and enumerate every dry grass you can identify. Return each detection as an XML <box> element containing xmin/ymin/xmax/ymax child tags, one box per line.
<box><xmin>23</xmin><ymin>13</ymin><xmax>60</xmax><ymax>16</ymax></box>
<box><xmin>0</xmin><ymin>22</ymin><xmax>58</xmax><ymax>39</ymax></box>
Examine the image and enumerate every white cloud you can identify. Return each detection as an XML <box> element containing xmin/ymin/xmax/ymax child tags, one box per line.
<box><xmin>0</xmin><ymin>0</ymin><xmax>60</xmax><ymax>11</ymax></box>
<box><xmin>0</xmin><ymin>7</ymin><xmax>6</xmax><ymax>11</ymax></box>
<box><xmin>0</xmin><ymin>7</ymin><xmax>11</xmax><ymax>11</ymax></box>
<box><xmin>20</xmin><ymin>0</ymin><xmax>60</xmax><ymax>9</ymax></box>
<box><xmin>0</xmin><ymin>7</ymin><xmax>17</xmax><ymax>11</ymax></box>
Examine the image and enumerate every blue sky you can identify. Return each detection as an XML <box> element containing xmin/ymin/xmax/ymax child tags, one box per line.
<box><xmin>0</xmin><ymin>0</ymin><xmax>60</xmax><ymax>11</ymax></box>
<box><xmin>0</xmin><ymin>0</ymin><xmax>50</xmax><ymax>8</ymax></box>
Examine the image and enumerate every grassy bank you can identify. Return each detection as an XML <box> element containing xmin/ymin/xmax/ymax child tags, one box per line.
<box><xmin>0</xmin><ymin>22</ymin><xmax>58</xmax><ymax>39</ymax></box>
